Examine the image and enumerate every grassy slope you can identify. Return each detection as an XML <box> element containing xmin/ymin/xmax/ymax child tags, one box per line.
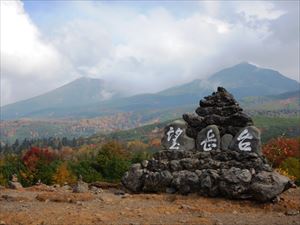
<box><xmin>253</xmin><ymin>116</ymin><xmax>300</xmax><ymax>142</ymax></box>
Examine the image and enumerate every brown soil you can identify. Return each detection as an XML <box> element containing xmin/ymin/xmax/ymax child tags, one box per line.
<box><xmin>0</xmin><ymin>186</ymin><xmax>299</xmax><ymax>225</ymax></box>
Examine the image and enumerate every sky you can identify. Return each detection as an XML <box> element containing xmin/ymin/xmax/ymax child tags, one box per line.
<box><xmin>0</xmin><ymin>0</ymin><xmax>299</xmax><ymax>106</ymax></box>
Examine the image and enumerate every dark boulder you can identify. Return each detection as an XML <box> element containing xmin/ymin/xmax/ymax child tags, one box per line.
<box><xmin>143</xmin><ymin>170</ymin><xmax>173</xmax><ymax>192</ymax></box>
<box><xmin>121</xmin><ymin>163</ymin><xmax>145</xmax><ymax>193</ymax></box>
<box><xmin>221</xmin><ymin>134</ymin><xmax>233</xmax><ymax>150</ymax></box>
<box><xmin>182</xmin><ymin>113</ymin><xmax>204</xmax><ymax>128</ymax></box>
<box><xmin>250</xmin><ymin>171</ymin><xmax>293</xmax><ymax>202</ymax></box>
<box><xmin>171</xmin><ymin>170</ymin><xmax>199</xmax><ymax>195</ymax></box>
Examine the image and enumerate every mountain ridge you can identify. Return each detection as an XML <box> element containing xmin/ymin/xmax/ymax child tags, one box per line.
<box><xmin>160</xmin><ymin>62</ymin><xmax>299</xmax><ymax>97</ymax></box>
<box><xmin>1</xmin><ymin>77</ymin><xmax>119</xmax><ymax>119</ymax></box>
<box><xmin>1</xmin><ymin>63</ymin><xmax>299</xmax><ymax>120</ymax></box>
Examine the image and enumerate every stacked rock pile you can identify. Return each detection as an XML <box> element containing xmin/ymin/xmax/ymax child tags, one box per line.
<box><xmin>8</xmin><ymin>174</ymin><xmax>23</xmax><ymax>190</ymax></box>
<box><xmin>122</xmin><ymin>87</ymin><xmax>293</xmax><ymax>202</ymax></box>
<box><xmin>73</xmin><ymin>175</ymin><xmax>89</xmax><ymax>193</ymax></box>
<box><xmin>184</xmin><ymin>87</ymin><xmax>252</xmax><ymax>138</ymax></box>
<box><xmin>183</xmin><ymin>87</ymin><xmax>260</xmax><ymax>153</ymax></box>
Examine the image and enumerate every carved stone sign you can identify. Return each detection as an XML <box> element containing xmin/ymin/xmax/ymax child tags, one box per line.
<box><xmin>161</xmin><ymin>120</ymin><xmax>195</xmax><ymax>151</ymax></box>
<box><xmin>237</xmin><ymin>128</ymin><xmax>253</xmax><ymax>151</ymax></box>
<box><xmin>230</xmin><ymin>126</ymin><xmax>261</xmax><ymax>153</ymax></box>
<box><xmin>166</xmin><ymin>126</ymin><xmax>183</xmax><ymax>150</ymax></box>
<box><xmin>196</xmin><ymin>125</ymin><xmax>220</xmax><ymax>151</ymax></box>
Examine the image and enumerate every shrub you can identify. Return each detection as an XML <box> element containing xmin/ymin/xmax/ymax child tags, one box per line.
<box><xmin>0</xmin><ymin>154</ymin><xmax>32</xmax><ymax>187</ymax></box>
<box><xmin>0</xmin><ymin>173</ymin><xmax>6</xmax><ymax>186</ymax></box>
<box><xmin>70</xmin><ymin>160</ymin><xmax>102</xmax><ymax>183</ymax></box>
<box><xmin>130</xmin><ymin>151</ymin><xmax>151</xmax><ymax>164</ymax></box>
<box><xmin>262</xmin><ymin>137</ymin><xmax>300</xmax><ymax>167</ymax></box>
<box><xmin>96</xmin><ymin>141</ymin><xmax>130</xmax><ymax>182</ymax></box>
<box><xmin>34</xmin><ymin>160</ymin><xmax>60</xmax><ymax>185</ymax></box>
<box><xmin>127</xmin><ymin>140</ymin><xmax>148</xmax><ymax>152</ymax></box>
<box><xmin>276</xmin><ymin>168</ymin><xmax>296</xmax><ymax>181</ymax></box>
<box><xmin>279</xmin><ymin>157</ymin><xmax>300</xmax><ymax>185</ymax></box>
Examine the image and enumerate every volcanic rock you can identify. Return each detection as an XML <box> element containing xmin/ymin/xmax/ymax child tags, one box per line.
<box><xmin>221</xmin><ymin>134</ymin><xmax>233</xmax><ymax>150</ymax></box>
<box><xmin>143</xmin><ymin>170</ymin><xmax>173</xmax><ymax>192</ymax></box>
<box><xmin>122</xmin><ymin>148</ymin><xmax>291</xmax><ymax>201</ymax></box>
<box><xmin>121</xmin><ymin>164</ymin><xmax>144</xmax><ymax>193</ymax></box>
<box><xmin>250</xmin><ymin>171</ymin><xmax>293</xmax><ymax>202</ymax></box>
<box><xmin>182</xmin><ymin>113</ymin><xmax>204</xmax><ymax>128</ymax></box>
<box><xmin>172</xmin><ymin>170</ymin><xmax>199</xmax><ymax>195</ymax></box>
<box><xmin>185</xmin><ymin>126</ymin><xmax>199</xmax><ymax>139</ymax></box>
<box><xmin>196</xmin><ymin>105</ymin><xmax>242</xmax><ymax>117</ymax></box>
<box><xmin>184</xmin><ymin>87</ymin><xmax>253</xmax><ymax>137</ymax></box>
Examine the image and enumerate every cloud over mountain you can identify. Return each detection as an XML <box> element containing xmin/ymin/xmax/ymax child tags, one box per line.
<box><xmin>1</xmin><ymin>1</ymin><xmax>299</xmax><ymax>106</ymax></box>
<box><xmin>0</xmin><ymin>1</ymin><xmax>78</xmax><ymax>106</ymax></box>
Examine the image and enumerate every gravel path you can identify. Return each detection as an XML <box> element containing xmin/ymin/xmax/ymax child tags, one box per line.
<box><xmin>0</xmin><ymin>186</ymin><xmax>299</xmax><ymax>225</ymax></box>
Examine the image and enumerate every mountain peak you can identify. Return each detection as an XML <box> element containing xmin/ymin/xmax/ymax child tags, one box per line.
<box><xmin>208</xmin><ymin>62</ymin><xmax>299</xmax><ymax>98</ymax></box>
<box><xmin>1</xmin><ymin>76</ymin><xmax>116</xmax><ymax>119</ymax></box>
<box><xmin>234</xmin><ymin>61</ymin><xmax>258</xmax><ymax>69</ymax></box>
<box><xmin>73</xmin><ymin>76</ymin><xmax>103</xmax><ymax>83</ymax></box>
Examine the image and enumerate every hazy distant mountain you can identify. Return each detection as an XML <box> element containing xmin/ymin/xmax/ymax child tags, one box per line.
<box><xmin>1</xmin><ymin>62</ymin><xmax>299</xmax><ymax>120</ymax></box>
<box><xmin>159</xmin><ymin>62</ymin><xmax>299</xmax><ymax>98</ymax></box>
<box><xmin>209</xmin><ymin>62</ymin><xmax>299</xmax><ymax>97</ymax></box>
<box><xmin>1</xmin><ymin>77</ymin><xmax>119</xmax><ymax>120</ymax></box>
<box><xmin>103</xmin><ymin>62</ymin><xmax>299</xmax><ymax>114</ymax></box>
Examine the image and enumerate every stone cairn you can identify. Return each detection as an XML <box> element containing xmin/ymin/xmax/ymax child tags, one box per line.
<box><xmin>8</xmin><ymin>174</ymin><xmax>23</xmax><ymax>190</ymax></box>
<box><xmin>73</xmin><ymin>175</ymin><xmax>89</xmax><ymax>193</ymax></box>
<box><xmin>122</xmin><ymin>87</ymin><xmax>294</xmax><ymax>202</ymax></box>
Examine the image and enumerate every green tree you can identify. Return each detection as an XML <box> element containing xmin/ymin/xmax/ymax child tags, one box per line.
<box><xmin>96</xmin><ymin>141</ymin><xmax>130</xmax><ymax>182</ymax></box>
<box><xmin>34</xmin><ymin>160</ymin><xmax>60</xmax><ymax>185</ymax></box>
<box><xmin>70</xmin><ymin>160</ymin><xmax>102</xmax><ymax>183</ymax></box>
<box><xmin>0</xmin><ymin>154</ymin><xmax>32</xmax><ymax>186</ymax></box>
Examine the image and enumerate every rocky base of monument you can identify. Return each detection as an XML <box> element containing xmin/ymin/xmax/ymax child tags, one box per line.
<box><xmin>122</xmin><ymin>87</ymin><xmax>294</xmax><ymax>202</ymax></box>
<box><xmin>122</xmin><ymin>149</ymin><xmax>293</xmax><ymax>202</ymax></box>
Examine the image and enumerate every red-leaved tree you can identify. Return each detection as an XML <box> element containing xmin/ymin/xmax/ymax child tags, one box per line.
<box><xmin>262</xmin><ymin>137</ymin><xmax>300</xmax><ymax>167</ymax></box>
<box><xmin>22</xmin><ymin>147</ymin><xmax>57</xmax><ymax>171</ymax></box>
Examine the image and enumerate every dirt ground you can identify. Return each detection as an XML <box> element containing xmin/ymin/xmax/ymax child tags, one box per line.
<box><xmin>0</xmin><ymin>185</ymin><xmax>299</xmax><ymax>225</ymax></box>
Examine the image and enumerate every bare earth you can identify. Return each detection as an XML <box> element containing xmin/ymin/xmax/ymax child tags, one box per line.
<box><xmin>0</xmin><ymin>185</ymin><xmax>299</xmax><ymax>225</ymax></box>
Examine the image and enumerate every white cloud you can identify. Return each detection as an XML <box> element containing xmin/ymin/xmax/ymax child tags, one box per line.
<box><xmin>51</xmin><ymin>20</ymin><xmax>113</xmax><ymax>70</ymax></box>
<box><xmin>67</xmin><ymin>4</ymin><xmax>275</xmax><ymax>94</ymax></box>
<box><xmin>236</xmin><ymin>1</ymin><xmax>286</xmax><ymax>22</ymax></box>
<box><xmin>1</xmin><ymin>1</ymin><xmax>57</xmax><ymax>78</ymax></box>
<box><xmin>0</xmin><ymin>0</ymin><xmax>77</xmax><ymax>106</ymax></box>
<box><xmin>1</xmin><ymin>0</ymin><xmax>299</xmax><ymax>106</ymax></box>
<box><xmin>0</xmin><ymin>78</ymin><xmax>11</xmax><ymax>106</ymax></box>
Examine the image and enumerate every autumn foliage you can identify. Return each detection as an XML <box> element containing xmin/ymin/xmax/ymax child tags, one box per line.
<box><xmin>22</xmin><ymin>147</ymin><xmax>57</xmax><ymax>171</ymax></box>
<box><xmin>262</xmin><ymin>137</ymin><xmax>300</xmax><ymax>167</ymax></box>
<box><xmin>52</xmin><ymin>162</ymin><xmax>76</xmax><ymax>185</ymax></box>
<box><xmin>0</xmin><ymin>139</ymin><xmax>153</xmax><ymax>187</ymax></box>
